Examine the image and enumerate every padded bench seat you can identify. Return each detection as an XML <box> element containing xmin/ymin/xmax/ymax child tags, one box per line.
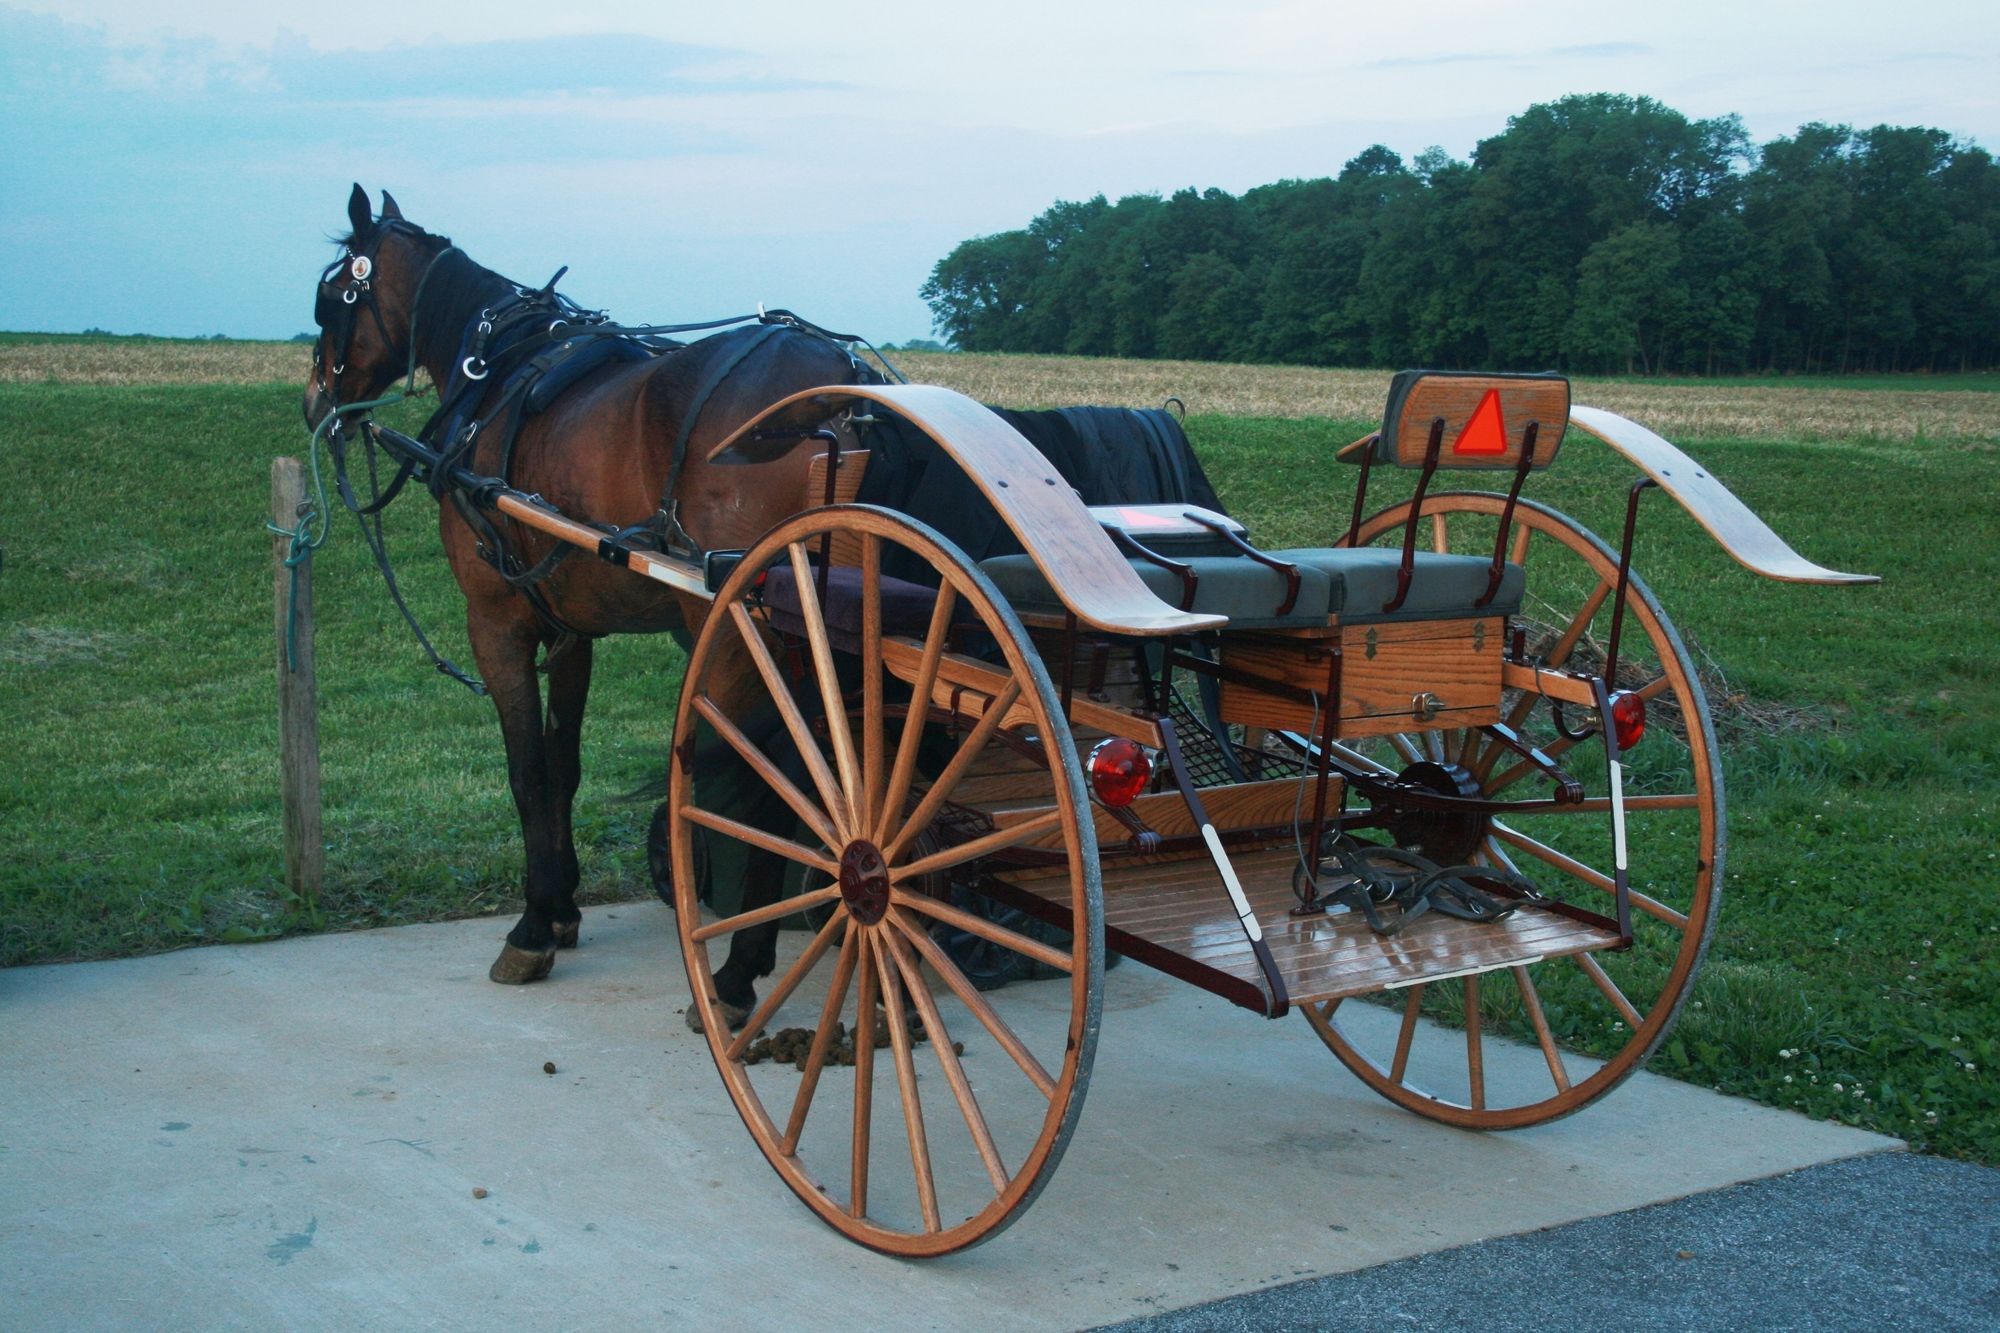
<box><xmin>978</xmin><ymin>544</ymin><xmax>1523</xmax><ymax>629</ymax></box>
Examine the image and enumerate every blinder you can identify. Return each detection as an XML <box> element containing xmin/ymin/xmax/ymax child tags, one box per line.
<box><xmin>311</xmin><ymin>219</ymin><xmax>445</xmax><ymax>394</ymax></box>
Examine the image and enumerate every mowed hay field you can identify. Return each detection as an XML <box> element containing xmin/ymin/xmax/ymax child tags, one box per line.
<box><xmin>10</xmin><ymin>334</ymin><xmax>1998</xmax><ymax>440</ymax></box>
<box><xmin>3</xmin><ymin>335</ymin><xmax>1996</xmax><ymax>1162</ymax></box>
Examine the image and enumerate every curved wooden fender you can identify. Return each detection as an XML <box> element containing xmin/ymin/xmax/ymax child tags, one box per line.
<box><xmin>1568</xmin><ymin>405</ymin><xmax>1879</xmax><ymax>585</ymax></box>
<box><xmin>707</xmin><ymin>383</ymin><xmax>1228</xmax><ymax>636</ymax></box>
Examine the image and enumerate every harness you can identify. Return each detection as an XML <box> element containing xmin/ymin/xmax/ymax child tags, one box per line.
<box><xmin>308</xmin><ymin>222</ymin><xmax>899</xmax><ymax>688</ymax></box>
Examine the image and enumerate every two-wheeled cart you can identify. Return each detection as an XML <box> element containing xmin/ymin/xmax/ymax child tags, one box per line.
<box><xmin>378</xmin><ymin>370</ymin><xmax>1874</xmax><ymax>1255</ymax></box>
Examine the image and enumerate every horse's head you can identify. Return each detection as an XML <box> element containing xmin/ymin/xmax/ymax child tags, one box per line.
<box><xmin>303</xmin><ymin>184</ymin><xmax>451</xmax><ymax>431</ymax></box>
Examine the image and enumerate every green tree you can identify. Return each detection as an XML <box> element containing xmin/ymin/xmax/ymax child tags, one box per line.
<box><xmin>1566</xmin><ymin>221</ymin><xmax>1686</xmax><ymax>373</ymax></box>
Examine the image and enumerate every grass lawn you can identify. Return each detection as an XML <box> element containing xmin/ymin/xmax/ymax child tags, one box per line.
<box><xmin>1</xmin><ymin>349</ymin><xmax>1995</xmax><ymax>1164</ymax></box>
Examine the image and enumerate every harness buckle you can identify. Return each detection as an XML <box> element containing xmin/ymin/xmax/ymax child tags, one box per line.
<box><xmin>461</xmin><ymin>356</ymin><xmax>489</xmax><ymax>382</ymax></box>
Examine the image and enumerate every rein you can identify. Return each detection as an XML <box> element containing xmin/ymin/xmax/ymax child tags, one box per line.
<box><xmin>298</xmin><ymin>224</ymin><xmax>903</xmax><ymax>692</ymax></box>
<box><xmin>291</xmin><ymin>236</ymin><xmax>489</xmax><ymax>692</ymax></box>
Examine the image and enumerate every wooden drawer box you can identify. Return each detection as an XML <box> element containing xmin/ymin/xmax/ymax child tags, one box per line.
<box><xmin>1217</xmin><ymin>617</ymin><xmax>1504</xmax><ymax>739</ymax></box>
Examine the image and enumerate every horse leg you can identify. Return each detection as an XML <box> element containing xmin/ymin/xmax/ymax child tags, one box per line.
<box><xmin>473</xmin><ymin>618</ymin><xmax>570</xmax><ymax>984</ymax></box>
<box><xmin>542</xmin><ymin>636</ymin><xmax>594</xmax><ymax>949</ymax></box>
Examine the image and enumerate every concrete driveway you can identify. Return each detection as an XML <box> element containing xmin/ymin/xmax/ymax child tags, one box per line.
<box><xmin>0</xmin><ymin>904</ymin><xmax>1895</xmax><ymax>1330</ymax></box>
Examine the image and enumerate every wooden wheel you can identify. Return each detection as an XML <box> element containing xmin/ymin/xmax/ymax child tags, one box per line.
<box><xmin>670</xmin><ymin>505</ymin><xmax>1102</xmax><ymax>1254</ymax></box>
<box><xmin>1303</xmin><ymin>493</ymin><xmax>1722</xmax><ymax>1128</ymax></box>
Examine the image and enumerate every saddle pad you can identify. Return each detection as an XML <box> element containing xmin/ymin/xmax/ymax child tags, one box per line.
<box><xmin>525</xmin><ymin>338</ymin><xmax>651</xmax><ymax>414</ymax></box>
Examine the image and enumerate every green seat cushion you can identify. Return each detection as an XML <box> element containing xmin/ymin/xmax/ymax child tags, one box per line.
<box><xmin>977</xmin><ymin>546</ymin><xmax>1522</xmax><ymax>629</ymax></box>
<box><xmin>1269</xmin><ymin>547</ymin><xmax>1524</xmax><ymax>621</ymax></box>
<box><xmin>978</xmin><ymin>552</ymin><xmax>1334</xmax><ymax>629</ymax></box>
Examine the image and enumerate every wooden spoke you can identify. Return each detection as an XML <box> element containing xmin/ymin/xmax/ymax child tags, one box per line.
<box><xmin>883</xmin><ymin>926</ymin><xmax>1009</xmax><ymax>1193</ymax></box>
<box><xmin>849</xmin><ymin>930</ymin><xmax>877</xmax><ymax>1219</ymax></box>
<box><xmin>1307</xmin><ymin>493</ymin><xmax>1720</xmax><ymax>1131</ymax></box>
<box><xmin>892</xmin><ymin>890</ymin><xmax>1073</xmax><ymax>976</ymax></box>
<box><xmin>728</xmin><ymin>601</ymin><xmax>850</xmax><ymax>839</ymax></box>
<box><xmin>860</xmin><ymin>534</ymin><xmax>887</xmax><ymax>831</ymax></box>
<box><xmin>873</xmin><ymin>584</ymin><xmax>959</xmax><ymax>845</ymax></box>
<box><xmin>680</xmin><ymin>809</ymin><xmax>839</xmax><ymax>891</ymax></box>
<box><xmin>692</xmin><ymin>879</ymin><xmax>842</xmax><ymax>945</ymax></box>
<box><xmin>890</xmin><ymin>908</ymin><xmax>1058</xmax><ymax>1099</ymax></box>
<box><xmin>881</xmin><ymin>678</ymin><xmax>1023</xmax><ymax>864</ymax></box>
<box><xmin>1574</xmin><ymin>951</ymin><xmax>1645</xmax><ymax>1028</ymax></box>
<box><xmin>781</xmin><ymin>926</ymin><xmax>864</xmax><ymax>1155</ymax></box>
<box><xmin>1391</xmin><ymin>984</ymin><xmax>1424</xmax><ymax>1082</ymax></box>
<box><xmin>890</xmin><ymin>809</ymin><xmax>1065</xmax><ymax>884</ymax></box>
<box><xmin>1543</xmin><ymin>579</ymin><xmax>1612</xmax><ymax>671</ymax></box>
<box><xmin>1491</xmin><ymin>821</ymin><xmax>1689</xmax><ymax>930</ymax></box>
<box><xmin>669</xmin><ymin>503</ymin><xmax>1098</xmax><ymax>1252</ymax></box>
<box><xmin>787</xmin><ymin>542</ymin><xmax>864</xmax><ymax>819</ymax></box>
<box><xmin>1465</xmin><ymin>974</ymin><xmax>1485</xmax><ymax>1111</ymax></box>
<box><xmin>1326</xmin><ymin>739</ymin><xmax>1397</xmax><ymax>775</ymax></box>
<box><xmin>1387</xmin><ymin>732</ymin><xmax>1426</xmax><ymax>766</ymax></box>
<box><xmin>1430</xmin><ymin>511</ymin><xmax>1450</xmax><ymax>554</ymax></box>
<box><xmin>691</xmin><ymin>694</ymin><xmax>841</xmax><ymax>851</ymax></box>
<box><xmin>874</xmin><ymin>936</ymin><xmax>941</xmax><ymax>1234</ymax></box>
<box><xmin>1454</xmin><ymin>726</ymin><xmax>1482</xmax><ymax>767</ymax></box>
<box><xmin>1512</xmin><ymin>965</ymin><xmax>1571</xmax><ymax>1093</ymax></box>
<box><xmin>723</xmin><ymin>911</ymin><xmax>848</xmax><ymax>1059</ymax></box>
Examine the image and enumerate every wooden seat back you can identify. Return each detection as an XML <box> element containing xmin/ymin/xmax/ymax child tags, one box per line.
<box><xmin>1373</xmin><ymin>370</ymin><xmax>1569</xmax><ymax>470</ymax></box>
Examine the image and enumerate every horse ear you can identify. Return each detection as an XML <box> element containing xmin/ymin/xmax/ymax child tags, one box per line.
<box><xmin>379</xmin><ymin>190</ymin><xmax>404</xmax><ymax>222</ymax></box>
<box><xmin>347</xmin><ymin>183</ymin><xmax>374</xmax><ymax>242</ymax></box>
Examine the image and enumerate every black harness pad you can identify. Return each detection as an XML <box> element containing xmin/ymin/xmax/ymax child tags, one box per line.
<box><xmin>525</xmin><ymin>338</ymin><xmax>651</xmax><ymax>414</ymax></box>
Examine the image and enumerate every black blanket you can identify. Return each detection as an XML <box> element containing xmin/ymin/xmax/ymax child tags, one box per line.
<box><xmin>852</xmin><ymin>404</ymin><xmax>1223</xmax><ymax>582</ymax></box>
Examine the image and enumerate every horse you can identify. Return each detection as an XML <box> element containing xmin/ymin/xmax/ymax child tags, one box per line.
<box><xmin>303</xmin><ymin>184</ymin><xmax>873</xmax><ymax>1015</ymax></box>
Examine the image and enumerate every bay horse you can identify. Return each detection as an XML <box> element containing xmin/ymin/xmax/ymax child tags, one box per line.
<box><xmin>303</xmin><ymin>185</ymin><xmax>872</xmax><ymax>1014</ymax></box>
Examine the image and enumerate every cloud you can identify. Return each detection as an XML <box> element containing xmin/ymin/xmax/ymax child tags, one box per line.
<box><xmin>1362</xmin><ymin>51</ymin><xmax>1520</xmax><ymax>70</ymax></box>
<box><xmin>262</xmin><ymin>33</ymin><xmax>835</xmax><ymax>102</ymax></box>
<box><xmin>0</xmin><ymin>9</ymin><xmax>831</xmax><ymax>103</ymax></box>
<box><xmin>1364</xmin><ymin>41</ymin><xmax>1652</xmax><ymax>70</ymax></box>
<box><xmin>1550</xmin><ymin>42</ymin><xmax>1652</xmax><ymax>59</ymax></box>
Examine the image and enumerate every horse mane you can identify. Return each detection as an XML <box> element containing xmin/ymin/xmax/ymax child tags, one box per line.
<box><xmin>407</xmin><ymin>246</ymin><xmax>513</xmax><ymax>376</ymax></box>
<box><xmin>334</xmin><ymin>223</ymin><xmax>513</xmax><ymax>374</ymax></box>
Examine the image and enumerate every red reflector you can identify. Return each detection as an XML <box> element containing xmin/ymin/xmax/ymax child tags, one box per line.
<box><xmin>1452</xmin><ymin>388</ymin><xmax>1508</xmax><ymax>456</ymax></box>
<box><xmin>1610</xmin><ymin>690</ymin><xmax>1646</xmax><ymax>750</ymax></box>
<box><xmin>1088</xmin><ymin>738</ymin><xmax>1151</xmax><ymax>807</ymax></box>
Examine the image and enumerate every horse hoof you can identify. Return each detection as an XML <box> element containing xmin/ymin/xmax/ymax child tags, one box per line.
<box><xmin>553</xmin><ymin>921</ymin><xmax>579</xmax><ymax>950</ymax></box>
<box><xmin>490</xmin><ymin>945</ymin><xmax>557</xmax><ymax>984</ymax></box>
<box><xmin>685</xmin><ymin>998</ymin><xmax>751</xmax><ymax>1034</ymax></box>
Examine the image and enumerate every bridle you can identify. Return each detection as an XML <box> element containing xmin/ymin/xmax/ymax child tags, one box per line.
<box><xmin>309</xmin><ymin>220</ymin><xmax>458</xmax><ymax>425</ymax></box>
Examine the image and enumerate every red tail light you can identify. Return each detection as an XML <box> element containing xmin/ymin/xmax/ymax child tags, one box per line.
<box><xmin>1088</xmin><ymin>738</ymin><xmax>1151</xmax><ymax>807</ymax></box>
<box><xmin>1610</xmin><ymin>690</ymin><xmax>1646</xmax><ymax>750</ymax></box>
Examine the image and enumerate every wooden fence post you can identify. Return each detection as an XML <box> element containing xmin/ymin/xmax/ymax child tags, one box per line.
<box><xmin>271</xmin><ymin>457</ymin><xmax>324</xmax><ymax>905</ymax></box>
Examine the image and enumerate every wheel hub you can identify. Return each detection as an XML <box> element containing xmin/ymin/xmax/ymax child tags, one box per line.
<box><xmin>1384</xmin><ymin>760</ymin><xmax>1486</xmax><ymax>864</ymax></box>
<box><xmin>838</xmin><ymin>840</ymin><xmax>891</xmax><ymax>925</ymax></box>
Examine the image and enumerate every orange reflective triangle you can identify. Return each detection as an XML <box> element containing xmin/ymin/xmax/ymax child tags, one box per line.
<box><xmin>1453</xmin><ymin>389</ymin><xmax>1508</xmax><ymax>456</ymax></box>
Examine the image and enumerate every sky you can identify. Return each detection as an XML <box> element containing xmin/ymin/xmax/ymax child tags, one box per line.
<box><xmin>1</xmin><ymin>1</ymin><xmax>1994</xmax><ymax>345</ymax></box>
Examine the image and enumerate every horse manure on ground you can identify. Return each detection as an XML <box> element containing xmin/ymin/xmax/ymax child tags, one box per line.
<box><xmin>742</xmin><ymin>1019</ymin><xmax>965</xmax><ymax>1070</ymax></box>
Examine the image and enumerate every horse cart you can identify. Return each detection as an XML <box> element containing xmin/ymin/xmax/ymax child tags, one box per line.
<box><xmin>369</xmin><ymin>366</ymin><xmax>1871</xmax><ymax>1256</ymax></box>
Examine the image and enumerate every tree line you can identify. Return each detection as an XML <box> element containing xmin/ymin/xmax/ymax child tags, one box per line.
<box><xmin>921</xmin><ymin>94</ymin><xmax>2000</xmax><ymax>375</ymax></box>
